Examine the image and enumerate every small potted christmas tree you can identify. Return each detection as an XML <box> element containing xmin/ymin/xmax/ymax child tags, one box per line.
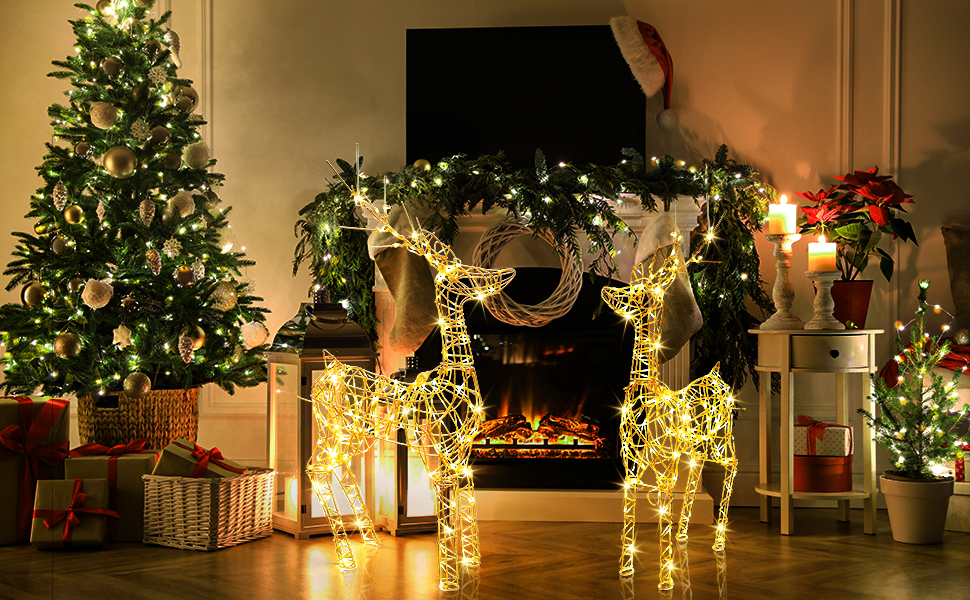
<box><xmin>858</xmin><ymin>280</ymin><xmax>970</xmax><ymax>543</ymax></box>
<box><xmin>0</xmin><ymin>1</ymin><xmax>269</xmax><ymax>448</ymax></box>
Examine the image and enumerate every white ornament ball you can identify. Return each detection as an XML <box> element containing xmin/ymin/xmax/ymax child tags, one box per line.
<box><xmin>240</xmin><ymin>321</ymin><xmax>268</xmax><ymax>349</ymax></box>
<box><xmin>168</xmin><ymin>190</ymin><xmax>196</xmax><ymax>219</ymax></box>
<box><xmin>656</xmin><ymin>109</ymin><xmax>679</xmax><ymax>131</ymax></box>
<box><xmin>81</xmin><ymin>278</ymin><xmax>114</xmax><ymax>309</ymax></box>
<box><xmin>182</xmin><ymin>141</ymin><xmax>210</xmax><ymax>169</ymax></box>
<box><xmin>90</xmin><ymin>102</ymin><xmax>118</xmax><ymax>129</ymax></box>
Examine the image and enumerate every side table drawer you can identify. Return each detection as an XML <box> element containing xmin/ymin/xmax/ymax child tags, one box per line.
<box><xmin>791</xmin><ymin>335</ymin><xmax>867</xmax><ymax>370</ymax></box>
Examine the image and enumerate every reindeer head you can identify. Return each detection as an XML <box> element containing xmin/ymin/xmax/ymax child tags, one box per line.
<box><xmin>356</xmin><ymin>196</ymin><xmax>515</xmax><ymax>301</ymax></box>
<box><xmin>601</xmin><ymin>233</ymin><xmax>687</xmax><ymax>321</ymax></box>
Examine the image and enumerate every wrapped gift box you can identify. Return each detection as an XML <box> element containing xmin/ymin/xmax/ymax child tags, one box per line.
<box><xmin>794</xmin><ymin>415</ymin><xmax>853</xmax><ymax>456</ymax></box>
<box><xmin>31</xmin><ymin>478</ymin><xmax>117</xmax><ymax>549</ymax></box>
<box><xmin>65</xmin><ymin>440</ymin><xmax>158</xmax><ymax>542</ymax></box>
<box><xmin>794</xmin><ymin>455</ymin><xmax>853</xmax><ymax>492</ymax></box>
<box><xmin>0</xmin><ymin>396</ymin><xmax>70</xmax><ymax>545</ymax></box>
<box><xmin>151</xmin><ymin>438</ymin><xmax>246</xmax><ymax>479</ymax></box>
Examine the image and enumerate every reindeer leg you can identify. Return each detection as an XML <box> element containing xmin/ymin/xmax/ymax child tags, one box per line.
<box><xmin>677</xmin><ymin>458</ymin><xmax>704</xmax><ymax>542</ymax></box>
<box><xmin>656</xmin><ymin>457</ymin><xmax>678</xmax><ymax>591</ymax></box>
<box><xmin>619</xmin><ymin>460</ymin><xmax>644</xmax><ymax>578</ymax></box>
<box><xmin>457</xmin><ymin>470</ymin><xmax>481</xmax><ymax>567</ymax></box>
<box><xmin>713</xmin><ymin>456</ymin><xmax>738</xmax><ymax>552</ymax></box>
<box><xmin>434</xmin><ymin>473</ymin><xmax>461</xmax><ymax>592</ymax></box>
<box><xmin>308</xmin><ymin>451</ymin><xmax>356</xmax><ymax>570</ymax></box>
<box><xmin>336</xmin><ymin>462</ymin><xmax>380</xmax><ymax>548</ymax></box>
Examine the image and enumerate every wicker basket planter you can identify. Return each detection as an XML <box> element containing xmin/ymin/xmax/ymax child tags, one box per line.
<box><xmin>77</xmin><ymin>387</ymin><xmax>200</xmax><ymax>449</ymax></box>
<box><xmin>143</xmin><ymin>468</ymin><xmax>274</xmax><ymax>551</ymax></box>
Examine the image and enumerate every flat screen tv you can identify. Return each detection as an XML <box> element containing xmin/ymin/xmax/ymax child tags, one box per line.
<box><xmin>406</xmin><ymin>25</ymin><xmax>646</xmax><ymax>169</ymax></box>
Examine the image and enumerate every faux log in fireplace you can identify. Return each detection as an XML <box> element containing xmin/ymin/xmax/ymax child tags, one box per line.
<box><xmin>412</xmin><ymin>267</ymin><xmax>632</xmax><ymax>489</ymax></box>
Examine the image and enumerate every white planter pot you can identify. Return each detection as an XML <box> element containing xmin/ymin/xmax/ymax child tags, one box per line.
<box><xmin>880</xmin><ymin>474</ymin><xmax>954</xmax><ymax>544</ymax></box>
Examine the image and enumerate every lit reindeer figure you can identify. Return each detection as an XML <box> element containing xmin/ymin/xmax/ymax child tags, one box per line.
<box><xmin>307</xmin><ymin>195</ymin><xmax>515</xmax><ymax>592</ymax></box>
<box><xmin>601</xmin><ymin>235</ymin><xmax>738</xmax><ymax>591</ymax></box>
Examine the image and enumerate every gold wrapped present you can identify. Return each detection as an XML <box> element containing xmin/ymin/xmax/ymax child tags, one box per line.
<box><xmin>31</xmin><ymin>478</ymin><xmax>118</xmax><ymax>549</ymax></box>
<box><xmin>0</xmin><ymin>396</ymin><xmax>70</xmax><ymax>545</ymax></box>
<box><xmin>151</xmin><ymin>438</ymin><xmax>246</xmax><ymax>478</ymax></box>
<box><xmin>66</xmin><ymin>439</ymin><xmax>159</xmax><ymax>542</ymax></box>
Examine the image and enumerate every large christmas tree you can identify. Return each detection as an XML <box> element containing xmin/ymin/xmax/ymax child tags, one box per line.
<box><xmin>0</xmin><ymin>1</ymin><xmax>268</xmax><ymax>398</ymax></box>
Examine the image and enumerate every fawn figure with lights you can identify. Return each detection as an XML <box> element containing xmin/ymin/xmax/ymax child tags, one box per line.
<box><xmin>307</xmin><ymin>196</ymin><xmax>515</xmax><ymax>592</ymax></box>
<box><xmin>601</xmin><ymin>236</ymin><xmax>738</xmax><ymax>591</ymax></box>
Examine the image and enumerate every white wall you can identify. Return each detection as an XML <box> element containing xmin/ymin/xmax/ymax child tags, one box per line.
<box><xmin>2</xmin><ymin>1</ymin><xmax>969</xmax><ymax>498</ymax></box>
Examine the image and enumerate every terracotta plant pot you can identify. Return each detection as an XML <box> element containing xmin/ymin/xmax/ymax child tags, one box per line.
<box><xmin>880</xmin><ymin>473</ymin><xmax>954</xmax><ymax>544</ymax></box>
<box><xmin>831</xmin><ymin>280</ymin><xmax>873</xmax><ymax>328</ymax></box>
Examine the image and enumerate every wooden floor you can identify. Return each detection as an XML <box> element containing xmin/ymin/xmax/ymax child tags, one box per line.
<box><xmin>2</xmin><ymin>508</ymin><xmax>968</xmax><ymax>600</ymax></box>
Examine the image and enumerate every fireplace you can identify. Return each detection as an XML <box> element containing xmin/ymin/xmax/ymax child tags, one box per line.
<box><xmin>412</xmin><ymin>267</ymin><xmax>632</xmax><ymax>489</ymax></box>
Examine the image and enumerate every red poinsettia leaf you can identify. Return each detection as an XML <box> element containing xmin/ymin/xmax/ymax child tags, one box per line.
<box><xmin>868</xmin><ymin>205</ymin><xmax>891</xmax><ymax>226</ymax></box>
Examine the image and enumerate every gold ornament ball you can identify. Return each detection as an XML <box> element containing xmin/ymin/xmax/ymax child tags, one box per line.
<box><xmin>123</xmin><ymin>372</ymin><xmax>152</xmax><ymax>398</ymax></box>
<box><xmin>96</xmin><ymin>0</ymin><xmax>112</xmax><ymax>14</ymax></box>
<box><xmin>74</xmin><ymin>141</ymin><xmax>92</xmax><ymax>158</ymax></box>
<box><xmin>21</xmin><ymin>282</ymin><xmax>46</xmax><ymax>306</ymax></box>
<box><xmin>175</xmin><ymin>266</ymin><xmax>196</xmax><ymax>287</ymax></box>
<box><xmin>131</xmin><ymin>83</ymin><xmax>149</xmax><ymax>104</ymax></box>
<box><xmin>144</xmin><ymin>39</ymin><xmax>162</xmax><ymax>56</ymax></box>
<box><xmin>201</xmin><ymin>190</ymin><xmax>220</xmax><ymax>209</ymax></box>
<box><xmin>89</xmin><ymin>101</ymin><xmax>117</xmax><ymax>129</ymax></box>
<box><xmin>955</xmin><ymin>328</ymin><xmax>970</xmax><ymax>346</ymax></box>
<box><xmin>177</xmin><ymin>86</ymin><xmax>198</xmax><ymax>112</ymax></box>
<box><xmin>51</xmin><ymin>236</ymin><xmax>68</xmax><ymax>254</ymax></box>
<box><xmin>103</xmin><ymin>146</ymin><xmax>137</xmax><ymax>178</ymax></box>
<box><xmin>101</xmin><ymin>57</ymin><xmax>123</xmax><ymax>77</ymax></box>
<box><xmin>68</xmin><ymin>277</ymin><xmax>84</xmax><ymax>292</ymax></box>
<box><xmin>183</xmin><ymin>325</ymin><xmax>206</xmax><ymax>350</ymax></box>
<box><xmin>210</xmin><ymin>280</ymin><xmax>238</xmax><ymax>311</ymax></box>
<box><xmin>182</xmin><ymin>141</ymin><xmax>210</xmax><ymax>169</ymax></box>
<box><xmin>413</xmin><ymin>158</ymin><xmax>432</xmax><ymax>171</ymax></box>
<box><xmin>150</xmin><ymin>125</ymin><xmax>170</xmax><ymax>145</ymax></box>
<box><xmin>54</xmin><ymin>332</ymin><xmax>82</xmax><ymax>359</ymax></box>
<box><xmin>162</xmin><ymin>152</ymin><xmax>181</xmax><ymax>169</ymax></box>
<box><xmin>63</xmin><ymin>205</ymin><xmax>84</xmax><ymax>224</ymax></box>
<box><xmin>34</xmin><ymin>222</ymin><xmax>49</xmax><ymax>235</ymax></box>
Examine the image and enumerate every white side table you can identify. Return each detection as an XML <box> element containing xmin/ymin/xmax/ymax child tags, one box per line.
<box><xmin>750</xmin><ymin>329</ymin><xmax>883</xmax><ymax>535</ymax></box>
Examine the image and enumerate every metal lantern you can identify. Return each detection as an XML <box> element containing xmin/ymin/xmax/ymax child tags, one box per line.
<box><xmin>266</xmin><ymin>294</ymin><xmax>377</xmax><ymax>538</ymax></box>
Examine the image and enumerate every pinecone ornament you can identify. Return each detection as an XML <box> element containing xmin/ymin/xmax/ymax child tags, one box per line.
<box><xmin>53</xmin><ymin>182</ymin><xmax>68</xmax><ymax>211</ymax></box>
<box><xmin>192</xmin><ymin>259</ymin><xmax>205</xmax><ymax>280</ymax></box>
<box><xmin>162</xmin><ymin>237</ymin><xmax>181</xmax><ymax>258</ymax></box>
<box><xmin>96</xmin><ymin>199</ymin><xmax>105</xmax><ymax>222</ymax></box>
<box><xmin>139</xmin><ymin>198</ymin><xmax>155</xmax><ymax>226</ymax></box>
<box><xmin>178</xmin><ymin>335</ymin><xmax>194</xmax><ymax>363</ymax></box>
<box><xmin>146</xmin><ymin>249</ymin><xmax>162</xmax><ymax>275</ymax></box>
<box><xmin>165</xmin><ymin>30</ymin><xmax>182</xmax><ymax>68</ymax></box>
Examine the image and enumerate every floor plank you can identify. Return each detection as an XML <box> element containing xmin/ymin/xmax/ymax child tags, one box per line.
<box><xmin>1</xmin><ymin>508</ymin><xmax>968</xmax><ymax>599</ymax></box>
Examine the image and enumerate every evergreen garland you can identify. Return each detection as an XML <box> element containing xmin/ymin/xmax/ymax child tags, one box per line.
<box><xmin>294</xmin><ymin>146</ymin><xmax>775</xmax><ymax>394</ymax></box>
<box><xmin>1</xmin><ymin>3</ymin><xmax>269</xmax><ymax>397</ymax></box>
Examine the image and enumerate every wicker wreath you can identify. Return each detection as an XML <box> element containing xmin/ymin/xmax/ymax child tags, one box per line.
<box><xmin>471</xmin><ymin>218</ymin><xmax>583</xmax><ymax>327</ymax></box>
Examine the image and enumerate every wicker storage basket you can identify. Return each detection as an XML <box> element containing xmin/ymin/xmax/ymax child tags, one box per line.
<box><xmin>77</xmin><ymin>387</ymin><xmax>200</xmax><ymax>449</ymax></box>
<box><xmin>143</xmin><ymin>468</ymin><xmax>274</xmax><ymax>551</ymax></box>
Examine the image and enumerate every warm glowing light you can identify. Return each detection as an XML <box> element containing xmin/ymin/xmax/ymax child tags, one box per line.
<box><xmin>767</xmin><ymin>195</ymin><xmax>797</xmax><ymax>234</ymax></box>
<box><xmin>602</xmin><ymin>237</ymin><xmax>737</xmax><ymax>591</ymax></box>
<box><xmin>308</xmin><ymin>194</ymin><xmax>514</xmax><ymax>592</ymax></box>
<box><xmin>808</xmin><ymin>235</ymin><xmax>838</xmax><ymax>271</ymax></box>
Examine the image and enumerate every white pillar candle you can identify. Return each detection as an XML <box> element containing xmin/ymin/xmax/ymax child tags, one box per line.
<box><xmin>808</xmin><ymin>236</ymin><xmax>838</xmax><ymax>271</ymax></box>
<box><xmin>768</xmin><ymin>195</ymin><xmax>797</xmax><ymax>234</ymax></box>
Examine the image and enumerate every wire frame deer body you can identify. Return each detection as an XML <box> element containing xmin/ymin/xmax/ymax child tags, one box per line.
<box><xmin>307</xmin><ymin>196</ymin><xmax>515</xmax><ymax>592</ymax></box>
<box><xmin>601</xmin><ymin>237</ymin><xmax>738</xmax><ymax>591</ymax></box>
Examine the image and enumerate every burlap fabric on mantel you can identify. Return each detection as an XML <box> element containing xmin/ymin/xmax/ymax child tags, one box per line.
<box><xmin>633</xmin><ymin>211</ymin><xmax>703</xmax><ymax>364</ymax></box>
<box><xmin>368</xmin><ymin>203</ymin><xmax>439</xmax><ymax>356</ymax></box>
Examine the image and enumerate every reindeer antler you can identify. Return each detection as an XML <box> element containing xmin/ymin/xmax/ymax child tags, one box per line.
<box><xmin>327</xmin><ymin>160</ymin><xmax>458</xmax><ymax>271</ymax></box>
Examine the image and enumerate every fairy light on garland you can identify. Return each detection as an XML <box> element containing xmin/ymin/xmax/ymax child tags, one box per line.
<box><xmin>601</xmin><ymin>233</ymin><xmax>738</xmax><ymax>592</ymax></box>
<box><xmin>307</xmin><ymin>169</ymin><xmax>514</xmax><ymax>592</ymax></box>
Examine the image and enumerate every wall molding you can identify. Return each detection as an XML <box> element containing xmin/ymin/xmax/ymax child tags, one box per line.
<box><xmin>884</xmin><ymin>0</ymin><xmax>903</xmax><ymax>327</ymax></box>
<box><xmin>838</xmin><ymin>0</ymin><xmax>854</xmax><ymax>174</ymax></box>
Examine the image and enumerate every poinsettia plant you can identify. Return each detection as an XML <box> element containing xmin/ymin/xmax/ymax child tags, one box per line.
<box><xmin>797</xmin><ymin>166</ymin><xmax>918</xmax><ymax>281</ymax></box>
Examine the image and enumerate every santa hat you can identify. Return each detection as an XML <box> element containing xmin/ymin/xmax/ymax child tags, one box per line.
<box><xmin>610</xmin><ymin>17</ymin><xmax>678</xmax><ymax>131</ymax></box>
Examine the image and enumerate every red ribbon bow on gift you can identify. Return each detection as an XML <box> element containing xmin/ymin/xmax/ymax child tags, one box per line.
<box><xmin>797</xmin><ymin>415</ymin><xmax>829</xmax><ymax>455</ymax></box>
<box><xmin>172</xmin><ymin>440</ymin><xmax>246</xmax><ymax>478</ymax></box>
<box><xmin>0</xmin><ymin>397</ymin><xmax>70</xmax><ymax>541</ymax></box>
<box><xmin>69</xmin><ymin>438</ymin><xmax>149</xmax><ymax>458</ymax></box>
<box><xmin>32</xmin><ymin>479</ymin><xmax>119</xmax><ymax>543</ymax></box>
